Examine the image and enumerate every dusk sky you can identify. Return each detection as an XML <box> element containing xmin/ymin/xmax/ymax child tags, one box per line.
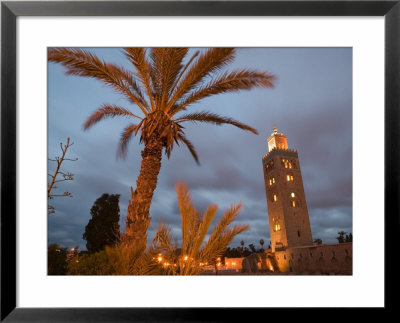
<box><xmin>48</xmin><ymin>47</ymin><xmax>352</xmax><ymax>251</ymax></box>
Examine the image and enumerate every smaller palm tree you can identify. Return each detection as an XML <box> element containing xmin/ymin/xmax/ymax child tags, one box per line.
<box><xmin>152</xmin><ymin>182</ymin><xmax>249</xmax><ymax>275</ymax></box>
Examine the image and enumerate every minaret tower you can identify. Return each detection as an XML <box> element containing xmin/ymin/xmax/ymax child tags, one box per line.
<box><xmin>262</xmin><ymin>125</ymin><xmax>313</xmax><ymax>252</ymax></box>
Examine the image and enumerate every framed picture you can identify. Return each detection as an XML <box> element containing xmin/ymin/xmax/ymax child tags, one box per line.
<box><xmin>1</xmin><ymin>0</ymin><xmax>398</xmax><ymax>320</ymax></box>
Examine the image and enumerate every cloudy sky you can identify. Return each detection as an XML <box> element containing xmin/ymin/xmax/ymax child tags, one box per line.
<box><xmin>48</xmin><ymin>47</ymin><xmax>352</xmax><ymax>251</ymax></box>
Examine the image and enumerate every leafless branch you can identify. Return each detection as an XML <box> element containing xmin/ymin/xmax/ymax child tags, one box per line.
<box><xmin>48</xmin><ymin>137</ymin><xmax>78</xmax><ymax>213</ymax></box>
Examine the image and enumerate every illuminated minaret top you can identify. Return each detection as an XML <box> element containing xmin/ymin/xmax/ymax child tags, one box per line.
<box><xmin>267</xmin><ymin>124</ymin><xmax>288</xmax><ymax>152</ymax></box>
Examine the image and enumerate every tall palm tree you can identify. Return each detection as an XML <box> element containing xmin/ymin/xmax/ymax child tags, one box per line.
<box><xmin>48</xmin><ymin>48</ymin><xmax>275</xmax><ymax>245</ymax></box>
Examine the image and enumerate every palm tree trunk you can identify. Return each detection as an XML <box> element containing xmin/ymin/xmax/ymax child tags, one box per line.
<box><xmin>125</xmin><ymin>136</ymin><xmax>163</xmax><ymax>246</ymax></box>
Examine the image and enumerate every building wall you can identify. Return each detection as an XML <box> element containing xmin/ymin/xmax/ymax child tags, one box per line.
<box><xmin>272</xmin><ymin>243</ymin><xmax>352</xmax><ymax>274</ymax></box>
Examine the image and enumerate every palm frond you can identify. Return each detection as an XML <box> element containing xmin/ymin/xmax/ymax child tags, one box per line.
<box><xmin>189</xmin><ymin>204</ymin><xmax>218</xmax><ymax>260</ymax></box>
<box><xmin>150</xmin><ymin>48</ymin><xmax>189</xmax><ymax>110</ymax></box>
<box><xmin>48</xmin><ymin>48</ymin><xmax>149</xmax><ymax>115</ymax></box>
<box><xmin>169</xmin><ymin>50</ymin><xmax>200</xmax><ymax>99</ymax></box>
<box><xmin>117</xmin><ymin>123</ymin><xmax>141</xmax><ymax>159</ymax></box>
<box><xmin>160</xmin><ymin>121</ymin><xmax>184</xmax><ymax>159</ymax></box>
<box><xmin>199</xmin><ymin>203</ymin><xmax>249</xmax><ymax>262</ymax></box>
<box><xmin>83</xmin><ymin>104</ymin><xmax>142</xmax><ymax>130</ymax></box>
<box><xmin>166</xmin><ymin>48</ymin><xmax>236</xmax><ymax>112</ymax></box>
<box><xmin>123</xmin><ymin>48</ymin><xmax>156</xmax><ymax>111</ymax></box>
<box><xmin>171</xmin><ymin>69</ymin><xmax>275</xmax><ymax>115</ymax></box>
<box><xmin>176</xmin><ymin>181</ymin><xmax>198</xmax><ymax>255</ymax></box>
<box><xmin>176</xmin><ymin>133</ymin><xmax>199</xmax><ymax>165</ymax></box>
<box><xmin>151</xmin><ymin>221</ymin><xmax>175</xmax><ymax>255</ymax></box>
<box><xmin>176</xmin><ymin>112</ymin><xmax>258</xmax><ymax>135</ymax></box>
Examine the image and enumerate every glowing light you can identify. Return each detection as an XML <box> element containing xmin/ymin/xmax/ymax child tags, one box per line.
<box><xmin>184</xmin><ymin>255</ymin><xmax>188</xmax><ymax>261</ymax></box>
<box><xmin>291</xmin><ymin>192</ymin><xmax>295</xmax><ymax>198</ymax></box>
<box><xmin>217</xmin><ymin>262</ymin><xmax>221</xmax><ymax>267</ymax></box>
<box><xmin>157</xmin><ymin>256</ymin><xmax>163</xmax><ymax>262</ymax></box>
<box><xmin>273</xmin><ymin>194</ymin><xmax>277</xmax><ymax>202</ymax></box>
<box><xmin>232</xmin><ymin>262</ymin><xmax>236</xmax><ymax>266</ymax></box>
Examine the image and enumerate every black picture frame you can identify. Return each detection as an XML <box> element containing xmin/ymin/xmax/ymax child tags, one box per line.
<box><xmin>1</xmin><ymin>1</ymin><xmax>399</xmax><ymax>321</ymax></box>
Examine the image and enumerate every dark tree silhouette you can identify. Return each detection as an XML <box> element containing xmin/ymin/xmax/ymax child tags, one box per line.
<box><xmin>259</xmin><ymin>239</ymin><xmax>265</xmax><ymax>249</ymax></box>
<box><xmin>48</xmin><ymin>243</ymin><xmax>68</xmax><ymax>275</ymax></box>
<box><xmin>83</xmin><ymin>194</ymin><xmax>121</xmax><ymax>253</ymax></box>
<box><xmin>313</xmin><ymin>238</ymin><xmax>322</xmax><ymax>245</ymax></box>
<box><xmin>345</xmin><ymin>232</ymin><xmax>353</xmax><ymax>243</ymax></box>
<box><xmin>336</xmin><ymin>231</ymin><xmax>346</xmax><ymax>244</ymax></box>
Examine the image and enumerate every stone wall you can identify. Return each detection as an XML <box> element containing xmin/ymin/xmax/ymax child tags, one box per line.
<box><xmin>272</xmin><ymin>242</ymin><xmax>352</xmax><ymax>274</ymax></box>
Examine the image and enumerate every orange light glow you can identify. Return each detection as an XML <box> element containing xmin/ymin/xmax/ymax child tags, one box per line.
<box><xmin>184</xmin><ymin>255</ymin><xmax>188</xmax><ymax>261</ymax></box>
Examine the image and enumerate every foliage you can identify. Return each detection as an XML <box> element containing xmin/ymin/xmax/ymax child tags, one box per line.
<box><xmin>49</xmin><ymin>48</ymin><xmax>275</xmax><ymax>246</ymax></box>
<box><xmin>336</xmin><ymin>231</ymin><xmax>352</xmax><ymax>243</ymax></box>
<box><xmin>83</xmin><ymin>194</ymin><xmax>121</xmax><ymax>253</ymax></box>
<box><xmin>223</xmin><ymin>243</ymin><xmax>265</xmax><ymax>258</ymax></box>
<box><xmin>151</xmin><ymin>182</ymin><xmax>249</xmax><ymax>275</ymax></box>
<box><xmin>313</xmin><ymin>238</ymin><xmax>323</xmax><ymax>245</ymax></box>
<box><xmin>48</xmin><ymin>243</ymin><xmax>68</xmax><ymax>275</ymax></box>
<box><xmin>65</xmin><ymin>182</ymin><xmax>249</xmax><ymax>276</ymax></box>
<box><xmin>67</xmin><ymin>250</ymin><xmax>114</xmax><ymax>275</ymax></box>
<box><xmin>105</xmin><ymin>238</ymin><xmax>166</xmax><ymax>275</ymax></box>
<box><xmin>249</xmin><ymin>244</ymin><xmax>256</xmax><ymax>253</ymax></box>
